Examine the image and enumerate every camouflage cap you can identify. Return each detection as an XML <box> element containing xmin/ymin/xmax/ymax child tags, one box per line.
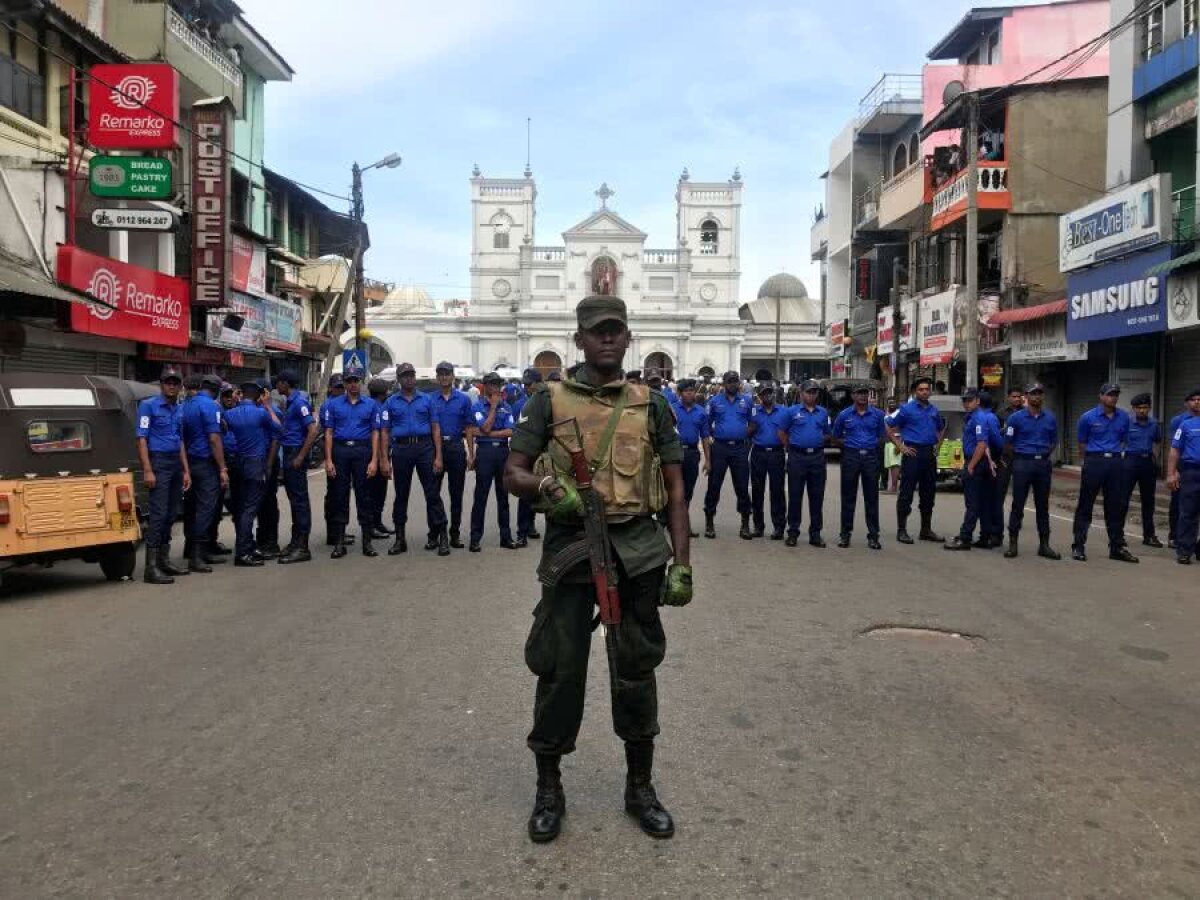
<box><xmin>576</xmin><ymin>294</ymin><xmax>627</xmax><ymax>329</ymax></box>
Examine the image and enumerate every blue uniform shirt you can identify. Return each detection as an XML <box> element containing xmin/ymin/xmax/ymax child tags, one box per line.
<box><xmin>1172</xmin><ymin>414</ymin><xmax>1200</xmax><ymax>463</ymax></box>
<box><xmin>980</xmin><ymin>409</ymin><xmax>1004</xmax><ymax>455</ymax></box>
<box><xmin>136</xmin><ymin>394</ymin><xmax>183</xmax><ymax>453</ymax></box>
<box><xmin>963</xmin><ymin>409</ymin><xmax>1002</xmax><ymax>459</ymax></box>
<box><xmin>833</xmin><ymin>405</ymin><xmax>886</xmax><ymax>450</ymax></box>
<box><xmin>1170</xmin><ymin>411</ymin><xmax>1189</xmax><ymax>436</ymax></box>
<box><xmin>750</xmin><ymin>403</ymin><xmax>791</xmax><ymax>448</ymax></box>
<box><xmin>181</xmin><ymin>394</ymin><xmax>222</xmax><ymax>458</ymax></box>
<box><xmin>674</xmin><ymin>402</ymin><xmax>710</xmax><ymax>446</ymax></box>
<box><xmin>708</xmin><ymin>391</ymin><xmax>754</xmax><ymax>441</ymax></box>
<box><xmin>1005</xmin><ymin>408</ymin><xmax>1058</xmax><ymax>456</ymax></box>
<box><xmin>433</xmin><ymin>389</ymin><xmax>474</xmax><ymax>440</ymax></box>
<box><xmin>471</xmin><ymin>399</ymin><xmax>514</xmax><ymax>439</ymax></box>
<box><xmin>1076</xmin><ymin>406</ymin><xmax>1130</xmax><ymax>453</ymax></box>
<box><xmin>786</xmin><ymin>404</ymin><xmax>831</xmax><ymax>449</ymax></box>
<box><xmin>322</xmin><ymin>394</ymin><xmax>379</xmax><ymax>441</ymax></box>
<box><xmin>223</xmin><ymin>400</ymin><xmax>281</xmax><ymax>459</ymax></box>
<box><xmin>379</xmin><ymin>390</ymin><xmax>436</xmax><ymax>439</ymax></box>
<box><xmin>279</xmin><ymin>391</ymin><xmax>316</xmax><ymax>448</ymax></box>
<box><xmin>885</xmin><ymin>399</ymin><xmax>946</xmax><ymax>446</ymax></box>
<box><xmin>1126</xmin><ymin>416</ymin><xmax>1160</xmax><ymax>454</ymax></box>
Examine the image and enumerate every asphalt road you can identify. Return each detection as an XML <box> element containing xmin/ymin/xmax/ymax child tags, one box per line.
<box><xmin>3</xmin><ymin>469</ymin><xmax>1200</xmax><ymax>898</ymax></box>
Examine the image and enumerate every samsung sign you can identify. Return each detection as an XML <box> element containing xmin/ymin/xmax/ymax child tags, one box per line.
<box><xmin>1059</xmin><ymin>174</ymin><xmax>1168</xmax><ymax>272</ymax></box>
<box><xmin>1065</xmin><ymin>245</ymin><xmax>1171</xmax><ymax>342</ymax></box>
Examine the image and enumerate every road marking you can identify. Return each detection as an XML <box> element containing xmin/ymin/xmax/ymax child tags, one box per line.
<box><xmin>1029</xmin><ymin>507</ymin><xmax>1141</xmax><ymax>540</ymax></box>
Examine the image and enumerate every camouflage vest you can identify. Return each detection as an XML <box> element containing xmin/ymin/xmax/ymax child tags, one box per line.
<box><xmin>534</xmin><ymin>379</ymin><xmax>667</xmax><ymax>519</ymax></box>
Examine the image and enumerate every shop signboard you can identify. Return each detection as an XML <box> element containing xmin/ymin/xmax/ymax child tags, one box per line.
<box><xmin>56</xmin><ymin>245</ymin><xmax>189</xmax><ymax>348</ymax></box>
<box><xmin>1011</xmin><ymin>316</ymin><xmax>1088</xmax><ymax>362</ymax></box>
<box><xmin>90</xmin><ymin>208</ymin><xmax>175</xmax><ymax>232</ymax></box>
<box><xmin>1065</xmin><ymin>245</ymin><xmax>1171</xmax><ymax>342</ymax></box>
<box><xmin>263</xmin><ymin>296</ymin><xmax>302</xmax><ymax>352</ymax></box>
<box><xmin>191</xmin><ymin>99</ymin><xmax>232</xmax><ymax>307</ymax></box>
<box><xmin>828</xmin><ymin>319</ymin><xmax>846</xmax><ymax>358</ymax></box>
<box><xmin>1059</xmin><ymin>175</ymin><xmax>1168</xmax><ymax>272</ymax></box>
<box><xmin>919</xmin><ymin>288</ymin><xmax>957</xmax><ymax>366</ymax></box>
<box><xmin>87</xmin><ymin>63</ymin><xmax>179</xmax><ymax>150</ymax></box>
<box><xmin>206</xmin><ymin>291</ymin><xmax>265</xmax><ymax>352</ymax></box>
<box><xmin>231</xmin><ymin>235</ymin><xmax>268</xmax><ymax>296</ymax></box>
<box><xmin>981</xmin><ymin>364</ymin><xmax>1004</xmax><ymax>388</ymax></box>
<box><xmin>88</xmin><ymin>156</ymin><xmax>173</xmax><ymax>199</ymax></box>
<box><xmin>876</xmin><ymin>299</ymin><xmax>915</xmax><ymax>355</ymax></box>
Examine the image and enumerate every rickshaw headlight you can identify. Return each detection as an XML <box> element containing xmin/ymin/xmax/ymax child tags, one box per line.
<box><xmin>0</xmin><ymin>495</ymin><xmax>9</xmax><ymax>525</ymax></box>
<box><xmin>115</xmin><ymin>485</ymin><xmax>133</xmax><ymax>513</ymax></box>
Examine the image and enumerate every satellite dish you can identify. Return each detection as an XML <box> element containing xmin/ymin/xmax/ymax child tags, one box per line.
<box><xmin>943</xmin><ymin>80</ymin><xmax>965</xmax><ymax>107</ymax></box>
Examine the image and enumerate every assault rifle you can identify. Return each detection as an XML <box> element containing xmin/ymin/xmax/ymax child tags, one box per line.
<box><xmin>537</xmin><ymin>418</ymin><xmax>621</xmax><ymax>677</ymax></box>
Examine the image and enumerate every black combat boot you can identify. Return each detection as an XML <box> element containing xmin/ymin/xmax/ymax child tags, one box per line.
<box><xmin>1038</xmin><ymin>539</ymin><xmax>1061</xmax><ymax>560</ymax></box>
<box><xmin>388</xmin><ymin>534</ymin><xmax>407</xmax><ymax>555</ymax></box>
<box><xmin>362</xmin><ymin>536</ymin><xmax>378</xmax><ymax>557</ymax></box>
<box><xmin>202</xmin><ymin>541</ymin><xmax>227</xmax><ymax>565</ymax></box>
<box><xmin>424</xmin><ymin>531</ymin><xmax>440</xmax><ymax>551</ymax></box>
<box><xmin>528</xmin><ymin>753</ymin><xmax>566</xmax><ymax>843</ymax></box>
<box><xmin>943</xmin><ymin>536</ymin><xmax>972</xmax><ymax>551</ymax></box>
<box><xmin>437</xmin><ymin>528</ymin><xmax>451</xmax><ymax>557</ymax></box>
<box><xmin>331</xmin><ymin>532</ymin><xmax>348</xmax><ymax>559</ymax></box>
<box><xmin>158</xmin><ymin>545</ymin><xmax>189</xmax><ymax>576</ymax></box>
<box><xmin>143</xmin><ymin>545</ymin><xmax>173</xmax><ymax>585</ymax></box>
<box><xmin>1004</xmin><ymin>535</ymin><xmax>1019</xmax><ymax>558</ymax></box>
<box><xmin>704</xmin><ymin>512</ymin><xmax>716</xmax><ymax>539</ymax></box>
<box><xmin>278</xmin><ymin>536</ymin><xmax>312</xmax><ymax>564</ymax></box>
<box><xmin>257</xmin><ymin>541</ymin><xmax>281</xmax><ymax>561</ymax></box>
<box><xmin>738</xmin><ymin>514</ymin><xmax>752</xmax><ymax>540</ymax></box>
<box><xmin>449</xmin><ymin>529</ymin><xmax>465</xmax><ymax>549</ymax></box>
<box><xmin>918</xmin><ymin>515</ymin><xmax>942</xmax><ymax>543</ymax></box>
<box><xmin>188</xmin><ymin>543</ymin><xmax>213</xmax><ymax>573</ymax></box>
<box><xmin>897</xmin><ymin>515</ymin><xmax>914</xmax><ymax>545</ymax></box>
<box><xmin>624</xmin><ymin>741</ymin><xmax>674</xmax><ymax>839</ymax></box>
<box><xmin>751</xmin><ymin>523</ymin><xmax>765</xmax><ymax>539</ymax></box>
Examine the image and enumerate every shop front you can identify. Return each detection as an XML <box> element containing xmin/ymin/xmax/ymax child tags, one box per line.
<box><xmin>1163</xmin><ymin>270</ymin><xmax>1200</xmax><ymax>413</ymax></box>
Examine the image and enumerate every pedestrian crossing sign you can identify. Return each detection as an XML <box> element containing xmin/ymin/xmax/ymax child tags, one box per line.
<box><xmin>342</xmin><ymin>349</ymin><xmax>368</xmax><ymax>379</ymax></box>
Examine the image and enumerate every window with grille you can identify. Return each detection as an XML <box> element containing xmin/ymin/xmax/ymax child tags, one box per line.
<box><xmin>1145</xmin><ymin>2</ymin><xmax>1165</xmax><ymax>59</ymax></box>
<box><xmin>699</xmin><ymin>219</ymin><xmax>719</xmax><ymax>255</ymax></box>
<box><xmin>0</xmin><ymin>54</ymin><xmax>46</xmax><ymax>125</ymax></box>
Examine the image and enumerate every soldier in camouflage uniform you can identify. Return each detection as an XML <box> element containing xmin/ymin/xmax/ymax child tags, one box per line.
<box><xmin>505</xmin><ymin>295</ymin><xmax>693</xmax><ymax>843</ymax></box>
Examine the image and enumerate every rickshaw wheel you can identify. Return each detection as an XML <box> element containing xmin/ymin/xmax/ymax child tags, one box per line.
<box><xmin>100</xmin><ymin>544</ymin><xmax>137</xmax><ymax>582</ymax></box>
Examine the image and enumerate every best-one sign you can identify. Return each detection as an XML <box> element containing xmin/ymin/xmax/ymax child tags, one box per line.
<box><xmin>1059</xmin><ymin>174</ymin><xmax>1168</xmax><ymax>273</ymax></box>
<box><xmin>87</xmin><ymin>64</ymin><xmax>179</xmax><ymax>150</ymax></box>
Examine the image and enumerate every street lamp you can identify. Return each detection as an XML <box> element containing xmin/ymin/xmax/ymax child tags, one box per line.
<box><xmin>351</xmin><ymin>152</ymin><xmax>402</xmax><ymax>351</ymax></box>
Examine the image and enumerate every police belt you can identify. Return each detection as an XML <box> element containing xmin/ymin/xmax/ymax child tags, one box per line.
<box><xmin>714</xmin><ymin>438</ymin><xmax>747</xmax><ymax>446</ymax></box>
<box><xmin>391</xmin><ymin>435</ymin><xmax>432</xmax><ymax>446</ymax></box>
<box><xmin>846</xmin><ymin>448</ymin><xmax>878</xmax><ymax>456</ymax></box>
<box><xmin>441</xmin><ymin>435</ymin><xmax>465</xmax><ymax>442</ymax></box>
<box><xmin>148</xmin><ymin>449</ymin><xmax>180</xmax><ymax>457</ymax></box>
<box><xmin>476</xmin><ymin>438</ymin><xmax>509</xmax><ymax>446</ymax></box>
<box><xmin>752</xmin><ymin>444</ymin><xmax>784</xmax><ymax>452</ymax></box>
<box><xmin>681</xmin><ymin>443</ymin><xmax>699</xmax><ymax>450</ymax></box>
<box><xmin>1015</xmin><ymin>453</ymin><xmax>1050</xmax><ymax>460</ymax></box>
<box><xmin>789</xmin><ymin>446</ymin><xmax>823</xmax><ymax>455</ymax></box>
<box><xmin>334</xmin><ymin>439</ymin><xmax>370</xmax><ymax>447</ymax></box>
<box><xmin>1085</xmin><ymin>451</ymin><xmax>1122</xmax><ymax>458</ymax></box>
<box><xmin>1127</xmin><ymin>452</ymin><xmax>1153</xmax><ymax>459</ymax></box>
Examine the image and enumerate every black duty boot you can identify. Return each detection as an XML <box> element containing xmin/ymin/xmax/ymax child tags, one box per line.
<box><xmin>1143</xmin><ymin>535</ymin><xmax>1164</xmax><ymax>549</ymax></box>
<box><xmin>362</xmin><ymin>537</ymin><xmax>378</xmax><ymax>557</ymax></box>
<box><xmin>897</xmin><ymin>516</ymin><xmax>914</xmax><ymax>545</ymax></box>
<box><xmin>437</xmin><ymin>528</ymin><xmax>451</xmax><ymax>557</ymax></box>
<box><xmin>1109</xmin><ymin>546</ymin><xmax>1139</xmax><ymax>563</ymax></box>
<box><xmin>770</xmin><ymin>529</ymin><xmax>784</xmax><ymax>541</ymax></box>
<box><xmin>1004</xmin><ymin>535</ymin><xmax>1019</xmax><ymax>559</ymax></box>
<box><xmin>425</xmin><ymin>532</ymin><xmax>440</xmax><ymax>551</ymax></box>
<box><xmin>739</xmin><ymin>514</ymin><xmax>752</xmax><ymax>541</ymax></box>
<box><xmin>944</xmin><ymin>536</ymin><xmax>972</xmax><ymax>551</ymax></box>
<box><xmin>279</xmin><ymin>537</ymin><xmax>312</xmax><ymax>564</ymax></box>
<box><xmin>836</xmin><ymin>534</ymin><xmax>851</xmax><ymax>548</ymax></box>
<box><xmin>331</xmin><ymin>536</ymin><xmax>348</xmax><ymax>559</ymax></box>
<box><xmin>143</xmin><ymin>545</ymin><xmax>173</xmax><ymax>585</ymax></box>
<box><xmin>624</xmin><ymin>741</ymin><xmax>674</xmax><ymax>839</ymax></box>
<box><xmin>527</xmin><ymin>527</ymin><xmax>541</xmax><ymax>540</ymax></box>
<box><xmin>528</xmin><ymin>754</ymin><xmax>565</xmax><ymax>843</ymax></box>
<box><xmin>388</xmin><ymin>535</ymin><xmax>407</xmax><ymax>556</ymax></box>
<box><xmin>752</xmin><ymin>524</ymin><xmax>765</xmax><ymax>539</ymax></box>
<box><xmin>158</xmin><ymin>545</ymin><xmax>189</xmax><ymax>577</ymax></box>
<box><xmin>202</xmin><ymin>541</ymin><xmax>228</xmax><ymax>565</ymax></box>
<box><xmin>1038</xmin><ymin>539</ymin><xmax>1061</xmax><ymax>561</ymax></box>
<box><xmin>449</xmin><ymin>529</ymin><xmax>464</xmax><ymax>549</ymax></box>
<box><xmin>188</xmin><ymin>544</ymin><xmax>213</xmax><ymax>573</ymax></box>
<box><xmin>918</xmin><ymin>516</ymin><xmax>942</xmax><ymax>543</ymax></box>
<box><xmin>704</xmin><ymin>513</ymin><xmax>716</xmax><ymax>539</ymax></box>
<box><xmin>209</xmin><ymin>541</ymin><xmax>232</xmax><ymax>556</ymax></box>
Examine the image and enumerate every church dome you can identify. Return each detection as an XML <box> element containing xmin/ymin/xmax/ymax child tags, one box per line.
<box><xmin>372</xmin><ymin>284</ymin><xmax>437</xmax><ymax>319</ymax></box>
<box><xmin>757</xmin><ymin>272</ymin><xmax>808</xmax><ymax>300</ymax></box>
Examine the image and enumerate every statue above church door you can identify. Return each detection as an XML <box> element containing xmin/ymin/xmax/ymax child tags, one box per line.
<box><xmin>592</xmin><ymin>256</ymin><xmax>618</xmax><ymax>295</ymax></box>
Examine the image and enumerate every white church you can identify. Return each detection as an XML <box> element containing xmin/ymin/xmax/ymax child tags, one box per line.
<box><xmin>360</xmin><ymin>168</ymin><xmax>826</xmax><ymax>379</ymax></box>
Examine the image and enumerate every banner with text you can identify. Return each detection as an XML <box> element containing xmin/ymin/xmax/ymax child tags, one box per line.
<box><xmin>919</xmin><ymin>288</ymin><xmax>958</xmax><ymax>366</ymax></box>
<box><xmin>1011</xmin><ymin>316</ymin><xmax>1088</xmax><ymax>362</ymax></box>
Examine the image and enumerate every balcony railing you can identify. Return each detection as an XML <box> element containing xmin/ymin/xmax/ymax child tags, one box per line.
<box><xmin>1173</xmin><ymin>185</ymin><xmax>1196</xmax><ymax>242</ymax></box>
<box><xmin>167</xmin><ymin>6</ymin><xmax>243</xmax><ymax>88</ymax></box>
<box><xmin>854</xmin><ymin>181</ymin><xmax>882</xmax><ymax>228</ymax></box>
<box><xmin>644</xmin><ymin>249</ymin><xmax>678</xmax><ymax>265</ymax></box>
<box><xmin>532</xmin><ymin>247</ymin><xmax>565</xmax><ymax>262</ymax></box>
<box><xmin>857</xmin><ymin>74</ymin><xmax>922</xmax><ymax>125</ymax></box>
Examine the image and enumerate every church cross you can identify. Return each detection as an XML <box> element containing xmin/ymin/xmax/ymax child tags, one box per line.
<box><xmin>595</xmin><ymin>182</ymin><xmax>615</xmax><ymax>209</ymax></box>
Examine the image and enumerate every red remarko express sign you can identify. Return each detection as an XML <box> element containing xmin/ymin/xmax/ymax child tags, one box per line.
<box><xmin>87</xmin><ymin>63</ymin><xmax>180</xmax><ymax>150</ymax></box>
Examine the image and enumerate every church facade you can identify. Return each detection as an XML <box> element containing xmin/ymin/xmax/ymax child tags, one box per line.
<box><xmin>362</xmin><ymin>169</ymin><xmax>750</xmax><ymax>378</ymax></box>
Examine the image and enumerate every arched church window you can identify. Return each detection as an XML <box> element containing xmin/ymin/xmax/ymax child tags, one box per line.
<box><xmin>591</xmin><ymin>256</ymin><xmax>618</xmax><ymax>295</ymax></box>
<box><xmin>699</xmin><ymin>219</ymin><xmax>719</xmax><ymax>255</ymax></box>
<box><xmin>893</xmin><ymin>142</ymin><xmax>908</xmax><ymax>177</ymax></box>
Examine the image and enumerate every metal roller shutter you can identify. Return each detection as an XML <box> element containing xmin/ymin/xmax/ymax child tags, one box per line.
<box><xmin>0</xmin><ymin>347</ymin><xmax>121</xmax><ymax>376</ymax></box>
<box><xmin>1165</xmin><ymin>330</ymin><xmax>1200</xmax><ymax>412</ymax></box>
<box><xmin>1063</xmin><ymin>343</ymin><xmax>1112</xmax><ymax>465</ymax></box>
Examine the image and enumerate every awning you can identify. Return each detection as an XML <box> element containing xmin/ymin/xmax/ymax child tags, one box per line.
<box><xmin>1146</xmin><ymin>248</ymin><xmax>1200</xmax><ymax>277</ymax></box>
<box><xmin>987</xmin><ymin>298</ymin><xmax>1067</xmax><ymax>325</ymax></box>
<box><xmin>0</xmin><ymin>254</ymin><xmax>100</xmax><ymax>308</ymax></box>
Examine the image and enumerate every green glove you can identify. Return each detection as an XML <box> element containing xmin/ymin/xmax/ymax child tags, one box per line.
<box><xmin>544</xmin><ymin>477</ymin><xmax>584</xmax><ymax>523</ymax></box>
<box><xmin>661</xmin><ymin>563</ymin><xmax>693</xmax><ymax>607</ymax></box>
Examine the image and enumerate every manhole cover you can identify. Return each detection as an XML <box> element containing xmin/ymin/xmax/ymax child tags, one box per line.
<box><xmin>859</xmin><ymin>625</ymin><xmax>983</xmax><ymax>650</ymax></box>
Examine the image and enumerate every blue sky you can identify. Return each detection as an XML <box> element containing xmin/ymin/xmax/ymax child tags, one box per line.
<box><xmin>243</xmin><ymin>0</ymin><xmax>1023</xmax><ymax>303</ymax></box>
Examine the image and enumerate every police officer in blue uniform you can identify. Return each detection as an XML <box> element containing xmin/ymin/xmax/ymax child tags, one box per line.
<box><xmin>1072</xmin><ymin>383</ymin><xmax>1138</xmax><ymax>563</ymax></box>
<box><xmin>254</xmin><ymin>388</ymin><xmax>286</xmax><ymax>560</ymax></box>
<box><xmin>136</xmin><ymin>366</ymin><xmax>192</xmax><ymax>584</ymax></box>
<box><xmin>832</xmin><ymin>385</ymin><xmax>886</xmax><ymax>549</ymax></box>
<box><xmin>513</xmin><ymin>367</ymin><xmax>544</xmax><ymax>547</ymax></box>
<box><xmin>1124</xmin><ymin>392</ymin><xmax>1164</xmax><ymax>548</ymax></box>
<box><xmin>469</xmin><ymin>372</ymin><xmax>517</xmax><ymax>551</ymax></box>
<box><xmin>274</xmin><ymin>369</ymin><xmax>320</xmax><ymax>564</ymax></box>
<box><xmin>672</xmin><ymin>378</ymin><xmax>711</xmax><ymax>538</ymax></box>
<box><xmin>223</xmin><ymin>379</ymin><xmax>282</xmax><ymax>567</ymax></box>
<box><xmin>207</xmin><ymin>383</ymin><xmax>240</xmax><ymax>557</ymax></box>
<box><xmin>320</xmin><ymin>374</ymin><xmax>356</xmax><ymax>548</ymax></box>
<box><xmin>322</xmin><ymin>371</ymin><xmax>381</xmax><ymax>558</ymax></box>
<box><xmin>432</xmin><ymin>361</ymin><xmax>473</xmax><ymax>548</ymax></box>
<box><xmin>181</xmin><ymin>373</ymin><xmax>228</xmax><ymax>573</ymax></box>
<box><xmin>704</xmin><ymin>370</ymin><xmax>754</xmax><ymax>539</ymax></box>
<box><xmin>1168</xmin><ymin>403</ymin><xmax>1192</xmax><ymax>549</ymax></box>
<box><xmin>885</xmin><ymin>375</ymin><xmax>946</xmax><ymax>544</ymax></box>
<box><xmin>975</xmin><ymin>391</ymin><xmax>1006</xmax><ymax>547</ymax></box>
<box><xmin>748</xmin><ymin>382</ymin><xmax>790</xmax><ymax>540</ymax></box>
<box><xmin>1002</xmin><ymin>383</ymin><xmax>1061</xmax><ymax>560</ymax></box>
<box><xmin>1166</xmin><ymin>387</ymin><xmax>1200</xmax><ymax>564</ymax></box>
<box><xmin>783</xmin><ymin>379</ymin><xmax>832</xmax><ymax>548</ymax></box>
<box><xmin>379</xmin><ymin>362</ymin><xmax>448</xmax><ymax>556</ymax></box>
<box><xmin>945</xmin><ymin>389</ymin><xmax>998</xmax><ymax>551</ymax></box>
<box><xmin>366</xmin><ymin>378</ymin><xmax>393</xmax><ymax>541</ymax></box>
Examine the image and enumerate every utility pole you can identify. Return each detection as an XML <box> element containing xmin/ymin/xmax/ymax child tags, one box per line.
<box><xmin>890</xmin><ymin>255</ymin><xmax>903</xmax><ymax>399</ymax></box>
<box><xmin>351</xmin><ymin>162</ymin><xmax>366</xmax><ymax>352</ymax></box>
<box><xmin>965</xmin><ymin>92</ymin><xmax>980</xmax><ymax>389</ymax></box>
<box><xmin>774</xmin><ymin>287</ymin><xmax>782</xmax><ymax>383</ymax></box>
